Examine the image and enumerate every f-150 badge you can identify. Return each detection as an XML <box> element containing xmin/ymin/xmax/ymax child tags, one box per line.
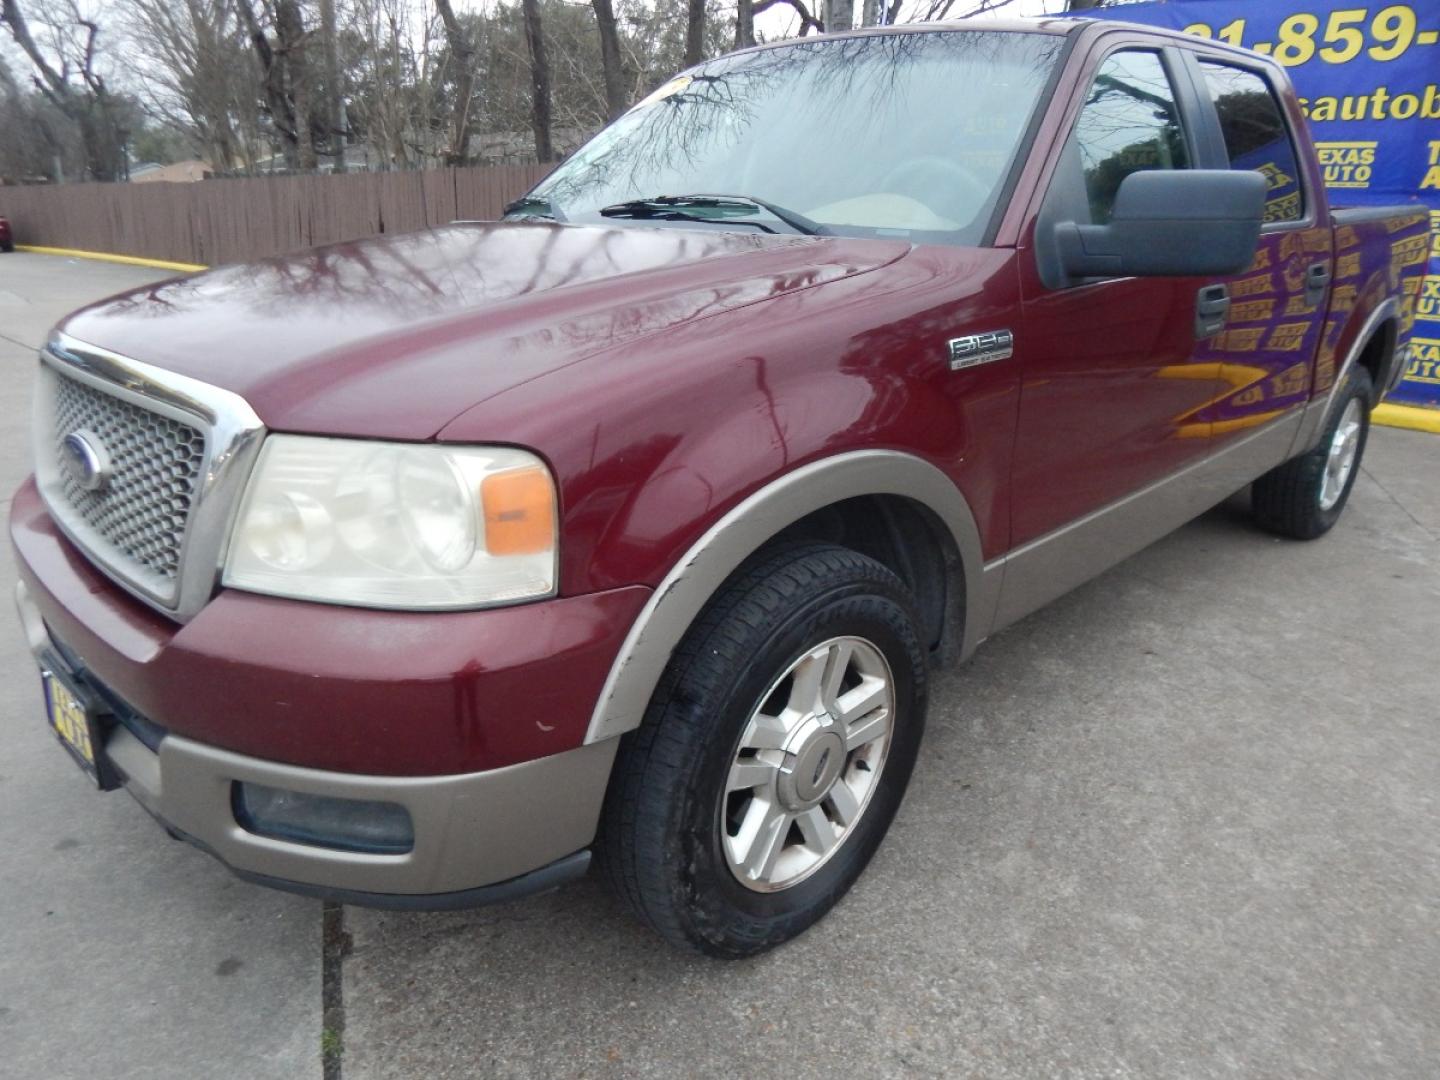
<box><xmin>948</xmin><ymin>330</ymin><xmax>1014</xmax><ymax>371</ymax></box>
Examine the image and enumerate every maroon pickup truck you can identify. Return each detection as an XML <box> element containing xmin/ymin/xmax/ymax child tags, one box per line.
<box><xmin>11</xmin><ymin>19</ymin><xmax>1429</xmax><ymax>956</ymax></box>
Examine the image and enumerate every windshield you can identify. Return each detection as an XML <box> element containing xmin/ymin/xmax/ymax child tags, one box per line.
<box><xmin>528</xmin><ymin>30</ymin><xmax>1065</xmax><ymax>245</ymax></box>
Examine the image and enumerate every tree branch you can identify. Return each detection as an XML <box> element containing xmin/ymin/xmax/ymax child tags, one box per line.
<box><xmin>752</xmin><ymin>0</ymin><xmax>823</xmax><ymax>34</ymax></box>
<box><xmin>1</xmin><ymin>0</ymin><xmax>69</xmax><ymax>99</ymax></box>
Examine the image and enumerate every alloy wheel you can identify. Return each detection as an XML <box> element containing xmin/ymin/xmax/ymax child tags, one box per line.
<box><xmin>1320</xmin><ymin>397</ymin><xmax>1363</xmax><ymax>511</ymax></box>
<box><xmin>720</xmin><ymin>635</ymin><xmax>895</xmax><ymax>892</ymax></box>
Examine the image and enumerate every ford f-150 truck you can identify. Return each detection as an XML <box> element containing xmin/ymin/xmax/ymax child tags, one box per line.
<box><xmin>10</xmin><ymin>19</ymin><xmax>1430</xmax><ymax>957</ymax></box>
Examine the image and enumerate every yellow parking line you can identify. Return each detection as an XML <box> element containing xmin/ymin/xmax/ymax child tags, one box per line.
<box><xmin>1374</xmin><ymin>402</ymin><xmax>1440</xmax><ymax>435</ymax></box>
<box><xmin>15</xmin><ymin>245</ymin><xmax>207</xmax><ymax>274</ymax></box>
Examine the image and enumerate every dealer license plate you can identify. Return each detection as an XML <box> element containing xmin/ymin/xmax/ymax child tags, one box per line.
<box><xmin>43</xmin><ymin>670</ymin><xmax>108</xmax><ymax>788</ymax></box>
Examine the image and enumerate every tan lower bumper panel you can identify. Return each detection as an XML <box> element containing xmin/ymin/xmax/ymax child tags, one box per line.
<box><xmin>105</xmin><ymin>727</ymin><xmax>618</xmax><ymax>899</ymax></box>
<box><xmin>162</xmin><ymin>815</ymin><xmax>593</xmax><ymax>910</ymax></box>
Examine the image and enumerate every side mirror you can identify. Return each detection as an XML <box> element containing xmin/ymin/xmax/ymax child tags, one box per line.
<box><xmin>1055</xmin><ymin>170</ymin><xmax>1267</xmax><ymax>279</ymax></box>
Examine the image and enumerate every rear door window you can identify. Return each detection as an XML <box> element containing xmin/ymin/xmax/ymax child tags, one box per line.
<box><xmin>1197</xmin><ymin>61</ymin><xmax>1305</xmax><ymax>223</ymax></box>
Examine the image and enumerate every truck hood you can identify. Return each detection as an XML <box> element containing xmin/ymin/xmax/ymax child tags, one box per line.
<box><xmin>58</xmin><ymin>222</ymin><xmax>910</xmax><ymax>439</ymax></box>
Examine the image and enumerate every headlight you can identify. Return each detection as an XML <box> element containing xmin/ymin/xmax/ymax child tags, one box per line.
<box><xmin>223</xmin><ymin>436</ymin><xmax>557</xmax><ymax>609</ymax></box>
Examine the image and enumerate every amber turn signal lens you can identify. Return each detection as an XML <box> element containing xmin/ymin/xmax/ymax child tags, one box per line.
<box><xmin>481</xmin><ymin>465</ymin><xmax>555</xmax><ymax>556</ymax></box>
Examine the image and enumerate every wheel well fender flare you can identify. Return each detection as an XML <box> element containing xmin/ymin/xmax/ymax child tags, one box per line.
<box><xmin>584</xmin><ymin>450</ymin><xmax>992</xmax><ymax>744</ymax></box>
<box><xmin>1296</xmin><ymin>295</ymin><xmax>1402</xmax><ymax>457</ymax></box>
<box><xmin>1335</xmin><ymin>295</ymin><xmax>1403</xmax><ymax>403</ymax></box>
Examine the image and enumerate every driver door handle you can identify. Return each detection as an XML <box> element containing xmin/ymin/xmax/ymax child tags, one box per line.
<box><xmin>1195</xmin><ymin>283</ymin><xmax>1230</xmax><ymax>339</ymax></box>
<box><xmin>1305</xmin><ymin>262</ymin><xmax>1331</xmax><ymax>307</ymax></box>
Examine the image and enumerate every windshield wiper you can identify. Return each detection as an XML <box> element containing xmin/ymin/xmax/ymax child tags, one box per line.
<box><xmin>503</xmin><ymin>195</ymin><xmax>567</xmax><ymax>222</ymax></box>
<box><xmin>599</xmin><ymin>197</ymin><xmax>775</xmax><ymax>233</ymax></box>
<box><xmin>598</xmin><ymin>194</ymin><xmax>827</xmax><ymax>236</ymax></box>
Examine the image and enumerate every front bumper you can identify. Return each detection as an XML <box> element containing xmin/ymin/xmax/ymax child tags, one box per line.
<box><xmin>11</xmin><ymin>476</ymin><xmax>648</xmax><ymax>901</ymax></box>
<box><xmin>18</xmin><ymin>578</ymin><xmax>620</xmax><ymax>902</ymax></box>
<box><xmin>10</xmin><ymin>477</ymin><xmax>648</xmax><ymax>775</ymax></box>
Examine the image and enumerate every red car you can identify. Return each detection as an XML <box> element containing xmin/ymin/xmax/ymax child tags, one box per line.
<box><xmin>0</xmin><ymin>214</ymin><xmax>13</xmax><ymax>252</ymax></box>
<box><xmin>10</xmin><ymin>19</ymin><xmax>1429</xmax><ymax>956</ymax></box>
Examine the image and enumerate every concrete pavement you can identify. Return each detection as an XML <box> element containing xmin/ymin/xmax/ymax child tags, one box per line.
<box><xmin>339</xmin><ymin>426</ymin><xmax>1440</xmax><ymax>1079</ymax></box>
<box><xmin>1</xmin><ymin>251</ymin><xmax>1437</xmax><ymax>1079</ymax></box>
<box><xmin>0</xmin><ymin>253</ymin><xmax>321</xmax><ymax>1080</ymax></box>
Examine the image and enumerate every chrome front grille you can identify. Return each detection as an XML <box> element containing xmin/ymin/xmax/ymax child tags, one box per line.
<box><xmin>49</xmin><ymin>372</ymin><xmax>207</xmax><ymax>584</ymax></box>
<box><xmin>34</xmin><ymin>335</ymin><xmax>266</xmax><ymax>621</ymax></box>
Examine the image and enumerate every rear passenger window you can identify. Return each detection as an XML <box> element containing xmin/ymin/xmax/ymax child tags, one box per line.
<box><xmin>1198</xmin><ymin>61</ymin><xmax>1304</xmax><ymax>223</ymax></box>
<box><xmin>1073</xmin><ymin>51</ymin><xmax>1191</xmax><ymax>224</ymax></box>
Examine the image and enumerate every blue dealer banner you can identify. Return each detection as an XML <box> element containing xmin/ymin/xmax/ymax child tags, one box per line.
<box><xmin>1082</xmin><ymin>0</ymin><xmax>1440</xmax><ymax>406</ymax></box>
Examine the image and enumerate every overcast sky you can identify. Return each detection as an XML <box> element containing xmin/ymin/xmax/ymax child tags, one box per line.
<box><xmin>754</xmin><ymin>0</ymin><xmax>1068</xmax><ymax>38</ymax></box>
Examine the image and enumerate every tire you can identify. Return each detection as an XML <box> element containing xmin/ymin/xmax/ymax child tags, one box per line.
<box><xmin>598</xmin><ymin>543</ymin><xmax>928</xmax><ymax>958</ymax></box>
<box><xmin>1252</xmin><ymin>365</ymin><xmax>1372</xmax><ymax>540</ymax></box>
<box><xmin>0</xmin><ymin>240</ymin><xmax>13</xmax><ymax>254</ymax></box>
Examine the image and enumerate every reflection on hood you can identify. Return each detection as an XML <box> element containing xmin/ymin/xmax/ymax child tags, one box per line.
<box><xmin>60</xmin><ymin>221</ymin><xmax>909</xmax><ymax>439</ymax></box>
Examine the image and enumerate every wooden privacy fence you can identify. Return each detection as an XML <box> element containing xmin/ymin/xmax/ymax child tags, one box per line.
<box><xmin>2</xmin><ymin>164</ymin><xmax>552</xmax><ymax>267</ymax></box>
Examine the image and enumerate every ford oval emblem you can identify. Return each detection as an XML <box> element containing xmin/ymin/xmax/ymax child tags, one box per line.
<box><xmin>62</xmin><ymin>430</ymin><xmax>111</xmax><ymax>493</ymax></box>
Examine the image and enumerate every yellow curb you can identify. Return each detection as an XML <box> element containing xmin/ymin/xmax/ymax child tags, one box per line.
<box><xmin>1374</xmin><ymin>402</ymin><xmax>1440</xmax><ymax>434</ymax></box>
<box><xmin>15</xmin><ymin>245</ymin><xmax>207</xmax><ymax>273</ymax></box>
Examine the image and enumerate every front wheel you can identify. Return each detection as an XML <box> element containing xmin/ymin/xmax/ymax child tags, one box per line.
<box><xmin>598</xmin><ymin>544</ymin><xmax>927</xmax><ymax>957</ymax></box>
<box><xmin>1252</xmin><ymin>366</ymin><xmax>1372</xmax><ymax>540</ymax></box>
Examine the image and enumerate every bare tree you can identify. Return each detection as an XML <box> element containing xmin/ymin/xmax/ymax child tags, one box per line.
<box><xmin>319</xmin><ymin>0</ymin><xmax>346</xmax><ymax>171</ymax></box>
<box><xmin>346</xmin><ymin>0</ymin><xmax>466</xmax><ymax>169</ymax></box>
<box><xmin>735</xmin><ymin>0</ymin><xmax>755</xmax><ymax>47</ymax></box>
<box><xmin>589</xmin><ymin>0</ymin><xmax>627</xmax><ymax>119</ymax></box>
<box><xmin>1</xmin><ymin>0</ymin><xmax>125</xmax><ymax>180</ymax></box>
<box><xmin>126</xmin><ymin>0</ymin><xmax>264</xmax><ymax>174</ymax></box>
<box><xmin>234</xmin><ymin>0</ymin><xmax>320</xmax><ymax>170</ymax></box>
<box><xmin>435</xmin><ymin>0</ymin><xmax>477</xmax><ymax>163</ymax></box>
<box><xmin>22</xmin><ymin>0</ymin><xmax>1099</xmax><ymax>182</ymax></box>
<box><xmin>753</xmin><ymin>0</ymin><xmax>823</xmax><ymax>36</ymax></box>
<box><xmin>684</xmin><ymin>0</ymin><xmax>704</xmax><ymax>65</ymax></box>
<box><xmin>277</xmin><ymin>1</ymin><xmax>317</xmax><ymax>169</ymax></box>
<box><xmin>0</xmin><ymin>52</ymin><xmax>68</xmax><ymax>180</ymax></box>
<box><xmin>521</xmin><ymin>0</ymin><xmax>554</xmax><ymax>161</ymax></box>
<box><xmin>904</xmin><ymin>0</ymin><xmax>1114</xmax><ymax>18</ymax></box>
<box><xmin>347</xmin><ymin>0</ymin><xmax>419</xmax><ymax>168</ymax></box>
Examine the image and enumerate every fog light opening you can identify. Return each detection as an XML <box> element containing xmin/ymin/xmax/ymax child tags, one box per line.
<box><xmin>232</xmin><ymin>782</ymin><xmax>415</xmax><ymax>855</ymax></box>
